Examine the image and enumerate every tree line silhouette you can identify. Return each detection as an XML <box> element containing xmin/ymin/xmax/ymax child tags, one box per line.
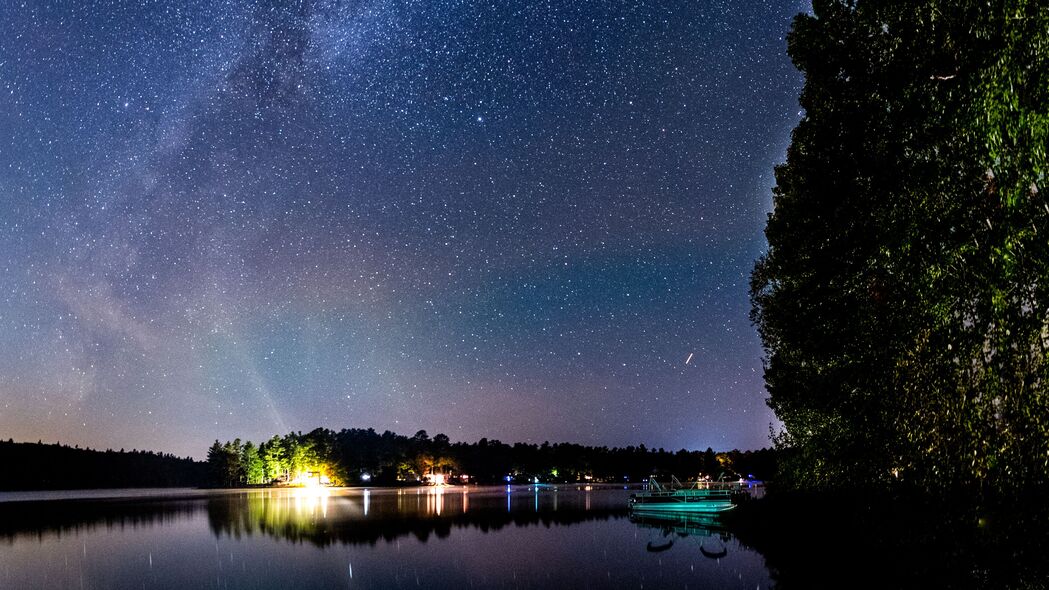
<box><xmin>0</xmin><ymin>438</ymin><xmax>206</xmax><ymax>490</ymax></box>
<box><xmin>0</xmin><ymin>430</ymin><xmax>775</xmax><ymax>490</ymax></box>
<box><xmin>205</xmin><ymin>427</ymin><xmax>776</xmax><ymax>487</ymax></box>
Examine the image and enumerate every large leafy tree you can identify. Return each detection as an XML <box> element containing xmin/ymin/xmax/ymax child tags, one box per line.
<box><xmin>752</xmin><ymin>0</ymin><xmax>1048</xmax><ymax>494</ymax></box>
<box><xmin>242</xmin><ymin>442</ymin><xmax>265</xmax><ymax>485</ymax></box>
<box><xmin>261</xmin><ymin>435</ymin><xmax>286</xmax><ymax>482</ymax></box>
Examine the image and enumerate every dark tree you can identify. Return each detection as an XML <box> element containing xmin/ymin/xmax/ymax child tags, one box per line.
<box><xmin>752</xmin><ymin>0</ymin><xmax>1049</xmax><ymax>494</ymax></box>
<box><xmin>202</xmin><ymin>428</ymin><xmax>776</xmax><ymax>486</ymax></box>
<box><xmin>0</xmin><ymin>439</ymin><xmax>206</xmax><ymax>490</ymax></box>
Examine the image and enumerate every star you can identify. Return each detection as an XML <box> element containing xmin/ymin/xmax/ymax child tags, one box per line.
<box><xmin>0</xmin><ymin>0</ymin><xmax>807</xmax><ymax>457</ymax></box>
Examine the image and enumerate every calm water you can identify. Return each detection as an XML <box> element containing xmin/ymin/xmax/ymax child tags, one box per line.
<box><xmin>0</xmin><ymin>486</ymin><xmax>771</xmax><ymax>589</ymax></box>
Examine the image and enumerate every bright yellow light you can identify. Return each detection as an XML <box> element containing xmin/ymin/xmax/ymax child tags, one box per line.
<box><xmin>431</xmin><ymin>484</ymin><xmax>444</xmax><ymax>515</ymax></box>
<box><xmin>290</xmin><ymin>484</ymin><xmax>331</xmax><ymax>518</ymax></box>
<box><xmin>290</xmin><ymin>470</ymin><xmax>328</xmax><ymax>488</ymax></box>
<box><xmin>291</xmin><ymin>484</ymin><xmax>330</xmax><ymax>498</ymax></box>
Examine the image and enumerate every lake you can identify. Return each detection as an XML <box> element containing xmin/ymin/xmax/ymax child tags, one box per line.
<box><xmin>0</xmin><ymin>485</ymin><xmax>771</xmax><ymax>589</ymax></box>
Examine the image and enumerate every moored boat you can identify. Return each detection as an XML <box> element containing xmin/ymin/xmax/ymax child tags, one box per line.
<box><xmin>628</xmin><ymin>477</ymin><xmax>746</xmax><ymax>514</ymax></box>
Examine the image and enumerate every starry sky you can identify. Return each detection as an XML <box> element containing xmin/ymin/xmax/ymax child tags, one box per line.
<box><xmin>0</xmin><ymin>0</ymin><xmax>807</xmax><ymax>458</ymax></box>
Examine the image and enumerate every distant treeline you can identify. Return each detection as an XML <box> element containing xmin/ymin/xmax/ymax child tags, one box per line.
<box><xmin>206</xmin><ymin>428</ymin><xmax>776</xmax><ymax>487</ymax></box>
<box><xmin>0</xmin><ymin>431</ymin><xmax>776</xmax><ymax>490</ymax></box>
<box><xmin>0</xmin><ymin>439</ymin><xmax>207</xmax><ymax>490</ymax></box>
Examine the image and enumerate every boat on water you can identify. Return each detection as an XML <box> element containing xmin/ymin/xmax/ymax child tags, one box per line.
<box><xmin>628</xmin><ymin>477</ymin><xmax>747</xmax><ymax>514</ymax></box>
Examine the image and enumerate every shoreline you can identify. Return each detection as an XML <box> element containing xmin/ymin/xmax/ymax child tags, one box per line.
<box><xmin>0</xmin><ymin>482</ymin><xmax>641</xmax><ymax>504</ymax></box>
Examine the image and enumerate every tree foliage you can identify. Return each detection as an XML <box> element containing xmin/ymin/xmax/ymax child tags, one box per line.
<box><xmin>207</xmin><ymin>431</ymin><xmax>337</xmax><ymax>487</ymax></box>
<box><xmin>0</xmin><ymin>439</ymin><xmax>206</xmax><ymax>490</ymax></box>
<box><xmin>204</xmin><ymin>428</ymin><xmax>776</xmax><ymax>486</ymax></box>
<box><xmin>752</xmin><ymin>0</ymin><xmax>1049</xmax><ymax>494</ymax></box>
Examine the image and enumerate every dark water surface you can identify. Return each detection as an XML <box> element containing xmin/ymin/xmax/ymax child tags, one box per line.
<box><xmin>0</xmin><ymin>486</ymin><xmax>771</xmax><ymax>589</ymax></box>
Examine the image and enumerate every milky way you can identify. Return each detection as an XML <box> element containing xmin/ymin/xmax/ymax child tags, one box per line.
<box><xmin>0</xmin><ymin>0</ymin><xmax>807</xmax><ymax>457</ymax></box>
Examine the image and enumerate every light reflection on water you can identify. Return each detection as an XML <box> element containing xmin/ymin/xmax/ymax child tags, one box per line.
<box><xmin>0</xmin><ymin>486</ymin><xmax>771</xmax><ymax>589</ymax></box>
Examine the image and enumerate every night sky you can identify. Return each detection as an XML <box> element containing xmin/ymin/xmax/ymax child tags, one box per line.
<box><xmin>0</xmin><ymin>0</ymin><xmax>807</xmax><ymax>458</ymax></box>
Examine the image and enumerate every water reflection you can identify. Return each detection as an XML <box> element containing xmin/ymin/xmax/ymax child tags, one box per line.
<box><xmin>0</xmin><ymin>486</ymin><xmax>744</xmax><ymax>552</ymax></box>
<box><xmin>0</xmin><ymin>495</ymin><xmax>203</xmax><ymax>541</ymax></box>
<box><xmin>204</xmin><ymin>486</ymin><xmax>628</xmax><ymax>547</ymax></box>
<box><xmin>0</xmin><ymin>487</ymin><xmax>772</xmax><ymax>589</ymax></box>
<box><xmin>630</xmin><ymin>512</ymin><xmax>732</xmax><ymax>557</ymax></box>
<box><xmin>5</xmin><ymin>486</ymin><xmax>1048</xmax><ymax>589</ymax></box>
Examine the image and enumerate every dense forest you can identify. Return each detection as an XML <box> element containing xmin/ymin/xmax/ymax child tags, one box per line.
<box><xmin>0</xmin><ymin>432</ymin><xmax>774</xmax><ymax>490</ymax></box>
<box><xmin>206</xmin><ymin>428</ymin><xmax>777</xmax><ymax>487</ymax></box>
<box><xmin>0</xmin><ymin>439</ymin><xmax>207</xmax><ymax>490</ymax></box>
<box><xmin>751</xmin><ymin>0</ymin><xmax>1048</xmax><ymax>496</ymax></box>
